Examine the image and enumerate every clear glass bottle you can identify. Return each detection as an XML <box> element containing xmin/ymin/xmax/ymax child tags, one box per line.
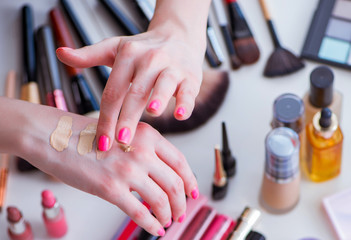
<box><xmin>260</xmin><ymin>127</ymin><xmax>300</xmax><ymax>214</ymax></box>
<box><xmin>303</xmin><ymin>66</ymin><xmax>343</xmax><ymax>125</ymax></box>
<box><xmin>305</xmin><ymin>108</ymin><xmax>343</xmax><ymax>182</ymax></box>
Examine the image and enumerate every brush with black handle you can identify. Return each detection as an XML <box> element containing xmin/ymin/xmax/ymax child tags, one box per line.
<box><xmin>259</xmin><ymin>0</ymin><xmax>304</xmax><ymax>77</ymax></box>
<box><xmin>212</xmin><ymin>0</ymin><xmax>242</xmax><ymax>69</ymax></box>
<box><xmin>60</xmin><ymin>0</ymin><xmax>109</xmax><ymax>86</ymax></box>
<box><xmin>225</xmin><ymin>0</ymin><xmax>260</xmax><ymax>64</ymax></box>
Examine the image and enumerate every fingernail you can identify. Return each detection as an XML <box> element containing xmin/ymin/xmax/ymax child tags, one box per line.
<box><xmin>157</xmin><ymin>228</ymin><xmax>165</xmax><ymax>236</ymax></box>
<box><xmin>118</xmin><ymin>128</ymin><xmax>131</xmax><ymax>144</ymax></box>
<box><xmin>148</xmin><ymin>100</ymin><xmax>161</xmax><ymax>112</ymax></box>
<box><xmin>56</xmin><ymin>47</ymin><xmax>71</xmax><ymax>52</ymax></box>
<box><xmin>176</xmin><ymin>107</ymin><xmax>185</xmax><ymax>117</ymax></box>
<box><xmin>98</xmin><ymin>135</ymin><xmax>109</xmax><ymax>151</ymax></box>
<box><xmin>191</xmin><ymin>187</ymin><xmax>199</xmax><ymax>200</ymax></box>
<box><xmin>178</xmin><ymin>213</ymin><xmax>186</xmax><ymax>223</ymax></box>
<box><xmin>165</xmin><ymin>219</ymin><xmax>172</xmax><ymax>228</ymax></box>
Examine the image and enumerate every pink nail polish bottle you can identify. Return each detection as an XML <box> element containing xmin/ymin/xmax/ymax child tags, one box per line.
<box><xmin>41</xmin><ymin>190</ymin><xmax>68</xmax><ymax>238</ymax></box>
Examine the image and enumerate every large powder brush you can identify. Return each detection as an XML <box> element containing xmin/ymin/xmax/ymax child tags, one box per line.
<box><xmin>141</xmin><ymin>69</ymin><xmax>230</xmax><ymax>133</ymax></box>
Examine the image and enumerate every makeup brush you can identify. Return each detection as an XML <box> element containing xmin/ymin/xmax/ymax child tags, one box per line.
<box><xmin>141</xmin><ymin>69</ymin><xmax>230</xmax><ymax>133</ymax></box>
<box><xmin>225</xmin><ymin>0</ymin><xmax>260</xmax><ymax>64</ymax></box>
<box><xmin>100</xmin><ymin>0</ymin><xmax>141</xmax><ymax>35</ymax></box>
<box><xmin>60</xmin><ymin>0</ymin><xmax>109</xmax><ymax>86</ymax></box>
<box><xmin>212</xmin><ymin>0</ymin><xmax>242</xmax><ymax>69</ymax></box>
<box><xmin>221</xmin><ymin>122</ymin><xmax>237</xmax><ymax>178</ymax></box>
<box><xmin>212</xmin><ymin>144</ymin><xmax>228</xmax><ymax>200</ymax></box>
<box><xmin>206</xmin><ymin>17</ymin><xmax>225</xmax><ymax>68</ymax></box>
<box><xmin>50</xmin><ymin>8</ymin><xmax>100</xmax><ymax>117</ymax></box>
<box><xmin>259</xmin><ymin>0</ymin><xmax>304</xmax><ymax>77</ymax></box>
<box><xmin>37</xmin><ymin>25</ymin><xmax>69</xmax><ymax>111</ymax></box>
<box><xmin>18</xmin><ymin>5</ymin><xmax>40</xmax><ymax>172</ymax></box>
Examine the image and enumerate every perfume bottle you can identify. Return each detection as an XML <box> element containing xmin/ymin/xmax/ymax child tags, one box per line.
<box><xmin>260</xmin><ymin>127</ymin><xmax>300</xmax><ymax>214</ymax></box>
<box><xmin>305</xmin><ymin>108</ymin><xmax>343</xmax><ymax>182</ymax></box>
<box><xmin>303</xmin><ymin>66</ymin><xmax>342</xmax><ymax>125</ymax></box>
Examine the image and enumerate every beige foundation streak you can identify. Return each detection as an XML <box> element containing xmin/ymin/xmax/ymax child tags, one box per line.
<box><xmin>50</xmin><ymin>116</ymin><xmax>73</xmax><ymax>152</ymax></box>
<box><xmin>77</xmin><ymin>123</ymin><xmax>97</xmax><ymax>155</ymax></box>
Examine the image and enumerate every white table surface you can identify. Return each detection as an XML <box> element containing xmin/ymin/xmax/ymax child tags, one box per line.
<box><xmin>1</xmin><ymin>0</ymin><xmax>351</xmax><ymax>239</ymax></box>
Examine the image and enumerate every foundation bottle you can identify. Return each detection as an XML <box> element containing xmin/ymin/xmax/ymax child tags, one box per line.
<box><xmin>260</xmin><ymin>127</ymin><xmax>300</xmax><ymax>214</ymax></box>
<box><xmin>303</xmin><ymin>66</ymin><xmax>342</xmax><ymax>125</ymax></box>
<box><xmin>271</xmin><ymin>93</ymin><xmax>305</xmax><ymax>162</ymax></box>
<box><xmin>305</xmin><ymin>108</ymin><xmax>343</xmax><ymax>182</ymax></box>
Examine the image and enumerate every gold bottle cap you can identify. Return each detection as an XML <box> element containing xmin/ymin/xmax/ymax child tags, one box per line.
<box><xmin>214</xmin><ymin>144</ymin><xmax>227</xmax><ymax>187</ymax></box>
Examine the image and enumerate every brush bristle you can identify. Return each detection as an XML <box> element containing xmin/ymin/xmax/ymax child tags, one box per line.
<box><xmin>234</xmin><ymin>38</ymin><xmax>260</xmax><ymax>64</ymax></box>
<box><xmin>264</xmin><ymin>48</ymin><xmax>305</xmax><ymax>77</ymax></box>
<box><xmin>141</xmin><ymin>70</ymin><xmax>230</xmax><ymax>133</ymax></box>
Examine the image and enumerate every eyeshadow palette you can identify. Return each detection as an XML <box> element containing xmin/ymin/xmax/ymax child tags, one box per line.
<box><xmin>301</xmin><ymin>0</ymin><xmax>351</xmax><ymax>70</ymax></box>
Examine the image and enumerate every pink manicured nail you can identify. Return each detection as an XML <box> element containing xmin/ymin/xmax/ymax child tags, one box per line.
<box><xmin>56</xmin><ymin>47</ymin><xmax>71</xmax><ymax>52</ymax></box>
<box><xmin>178</xmin><ymin>213</ymin><xmax>186</xmax><ymax>223</ymax></box>
<box><xmin>176</xmin><ymin>107</ymin><xmax>185</xmax><ymax>117</ymax></box>
<box><xmin>98</xmin><ymin>135</ymin><xmax>109</xmax><ymax>151</ymax></box>
<box><xmin>191</xmin><ymin>187</ymin><xmax>199</xmax><ymax>200</ymax></box>
<box><xmin>157</xmin><ymin>228</ymin><xmax>165</xmax><ymax>236</ymax></box>
<box><xmin>148</xmin><ymin>100</ymin><xmax>161</xmax><ymax>112</ymax></box>
<box><xmin>118</xmin><ymin>128</ymin><xmax>131</xmax><ymax>144</ymax></box>
<box><xmin>165</xmin><ymin>219</ymin><xmax>172</xmax><ymax>228</ymax></box>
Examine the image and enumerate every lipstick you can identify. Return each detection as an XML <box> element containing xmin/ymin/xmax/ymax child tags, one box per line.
<box><xmin>228</xmin><ymin>207</ymin><xmax>261</xmax><ymax>240</ymax></box>
<box><xmin>201</xmin><ymin>214</ymin><xmax>235</xmax><ymax>240</ymax></box>
<box><xmin>222</xmin><ymin>122</ymin><xmax>237</xmax><ymax>177</ymax></box>
<box><xmin>37</xmin><ymin>25</ymin><xmax>68</xmax><ymax>111</ymax></box>
<box><xmin>41</xmin><ymin>190</ymin><xmax>68</xmax><ymax>238</ymax></box>
<box><xmin>212</xmin><ymin>145</ymin><xmax>228</xmax><ymax>200</ymax></box>
<box><xmin>7</xmin><ymin>206</ymin><xmax>34</xmax><ymax>240</ymax></box>
<box><xmin>50</xmin><ymin>8</ymin><xmax>100</xmax><ymax>117</ymax></box>
<box><xmin>60</xmin><ymin>0</ymin><xmax>109</xmax><ymax>86</ymax></box>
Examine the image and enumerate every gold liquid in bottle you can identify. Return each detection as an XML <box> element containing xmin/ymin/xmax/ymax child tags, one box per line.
<box><xmin>305</xmin><ymin>108</ymin><xmax>343</xmax><ymax>182</ymax></box>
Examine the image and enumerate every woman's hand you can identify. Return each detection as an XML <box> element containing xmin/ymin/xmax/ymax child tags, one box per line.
<box><xmin>57</xmin><ymin>29</ymin><xmax>204</xmax><ymax>151</ymax></box>
<box><xmin>1</xmin><ymin>98</ymin><xmax>198</xmax><ymax>236</ymax></box>
<box><xmin>56</xmin><ymin>0</ymin><xmax>211</xmax><ymax>151</ymax></box>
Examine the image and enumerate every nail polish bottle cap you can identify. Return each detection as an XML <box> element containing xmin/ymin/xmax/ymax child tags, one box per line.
<box><xmin>309</xmin><ymin>66</ymin><xmax>334</xmax><ymax>108</ymax></box>
<box><xmin>272</xmin><ymin>93</ymin><xmax>304</xmax><ymax>133</ymax></box>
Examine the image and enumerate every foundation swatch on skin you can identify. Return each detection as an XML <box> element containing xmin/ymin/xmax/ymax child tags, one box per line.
<box><xmin>50</xmin><ymin>116</ymin><xmax>73</xmax><ymax>152</ymax></box>
<box><xmin>77</xmin><ymin>123</ymin><xmax>97</xmax><ymax>155</ymax></box>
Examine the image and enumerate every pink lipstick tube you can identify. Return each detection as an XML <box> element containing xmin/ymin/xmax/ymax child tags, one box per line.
<box><xmin>7</xmin><ymin>206</ymin><xmax>34</xmax><ymax>240</ymax></box>
<box><xmin>200</xmin><ymin>214</ymin><xmax>236</xmax><ymax>240</ymax></box>
<box><xmin>41</xmin><ymin>190</ymin><xmax>68</xmax><ymax>238</ymax></box>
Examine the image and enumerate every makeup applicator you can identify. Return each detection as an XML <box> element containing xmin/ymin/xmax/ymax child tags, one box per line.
<box><xmin>259</xmin><ymin>0</ymin><xmax>304</xmax><ymax>77</ymax></box>
<box><xmin>221</xmin><ymin>122</ymin><xmax>237</xmax><ymax>177</ymax></box>
<box><xmin>141</xmin><ymin>69</ymin><xmax>230</xmax><ymax>133</ymax></box>
<box><xmin>225</xmin><ymin>0</ymin><xmax>260</xmax><ymax>64</ymax></box>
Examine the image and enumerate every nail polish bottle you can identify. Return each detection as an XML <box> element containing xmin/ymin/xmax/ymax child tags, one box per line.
<box><xmin>212</xmin><ymin>144</ymin><xmax>228</xmax><ymax>200</ymax></box>
<box><xmin>305</xmin><ymin>108</ymin><xmax>343</xmax><ymax>182</ymax></box>
<box><xmin>41</xmin><ymin>190</ymin><xmax>68</xmax><ymax>237</ymax></box>
<box><xmin>260</xmin><ymin>127</ymin><xmax>300</xmax><ymax>213</ymax></box>
<box><xmin>303</xmin><ymin>66</ymin><xmax>342</xmax><ymax>125</ymax></box>
<box><xmin>271</xmin><ymin>93</ymin><xmax>306</xmax><ymax>163</ymax></box>
<box><xmin>7</xmin><ymin>206</ymin><xmax>34</xmax><ymax>240</ymax></box>
<box><xmin>221</xmin><ymin>122</ymin><xmax>236</xmax><ymax>177</ymax></box>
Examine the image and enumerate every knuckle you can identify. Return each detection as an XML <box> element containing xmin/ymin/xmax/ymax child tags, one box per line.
<box><xmin>170</xmin><ymin>177</ymin><xmax>184</xmax><ymax>196</ymax></box>
<box><xmin>120</xmin><ymin>41</ymin><xmax>139</xmax><ymax>56</ymax></box>
<box><xmin>129</xmin><ymin>84</ymin><xmax>149</xmax><ymax>100</ymax></box>
<box><xmin>155</xmin><ymin>193</ymin><xmax>169</xmax><ymax>209</ymax></box>
<box><xmin>174</xmin><ymin>153</ymin><xmax>186</xmax><ymax>170</ymax></box>
<box><xmin>131</xmin><ymin>207</ymin><xmax>148</xmax><ymax>222</ymax></box>
<box><xmin>102</xmin><ymin>87</ymin><xmax>122</xmax><ymax>104</ymax></box>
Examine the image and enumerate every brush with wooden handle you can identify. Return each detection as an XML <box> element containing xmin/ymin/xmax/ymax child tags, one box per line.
<box><xmin>259</xmin><ymin>0</ymin><xmax>304</xmax><ymax>77</ymax></box>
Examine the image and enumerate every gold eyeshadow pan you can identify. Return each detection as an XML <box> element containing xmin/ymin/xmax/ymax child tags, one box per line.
<box><xmin>301</xmin><ymin>0</ymin><xmax>351</xmax><ymax>70</ymax></box>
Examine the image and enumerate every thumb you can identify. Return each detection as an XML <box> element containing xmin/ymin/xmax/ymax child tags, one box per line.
<box><xmin>56</xmin><ymin>37</ymin><xmax>121</xmax><ymax>68</ymax></box>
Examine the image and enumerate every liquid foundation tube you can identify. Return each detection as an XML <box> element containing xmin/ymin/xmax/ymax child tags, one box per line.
<box><xmin>77</xmin><ymin>123</ymin><xmax>97</xmax><ymax>155</ymax></box>
<box><xmin>50</xmin><ymin>116</ymin><xmax>73</xmax><ymax>152</ymax></box>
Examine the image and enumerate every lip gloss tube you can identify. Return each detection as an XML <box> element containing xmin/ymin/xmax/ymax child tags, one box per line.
<box><xmin>228</xmin><ymin>207</ymin><xmax>261</xmax><ymax>240</ymax></box>
<box><xmin>50</xmin><ymin>8</ymin><xmax>100</xmax><ymax>117</ymax></box>
<box><xmin>200</xmin><ymin>214</ymin><xmax>235</xmax><ymax>240</ymax></box>
<box><xmin>7</xmin><ymin>206</ymin><xmax>34</xmax><ymax>240</ymax></box>
<box><xmin>37</xmin><ymin>25</ymin><xmax>68</xmax><ymax>111</ymax></box>
<box><xmin>41</xmin><ymin>190</ymin><xmax>68</xmax><ymax>238</ymax></box>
